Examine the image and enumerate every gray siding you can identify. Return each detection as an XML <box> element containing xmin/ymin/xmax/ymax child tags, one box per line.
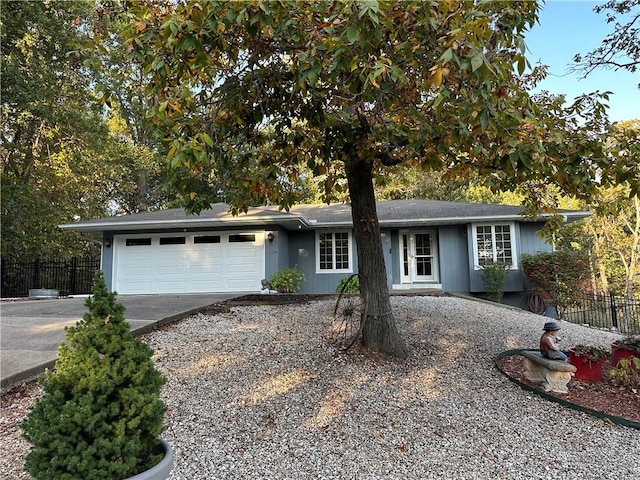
<box><xmin>381</xmin><ymin>231</ymin><xmax>393</xmax><ymax>290</ymax></box>
<box><xmin>288</xmin><ymin>230</ymin><xmax>358</xmax><ymax>294</ymax></box>
<box><xmin>467</xmin><ymin>222</ymin><xmax>553</xmax><ymax>293</ymax></box>
<box><xmin>519</xmin><ymin>222</ymin><xmax>553</xmax><ymax>255</ymax></box>
<box><xmin>264</xmin><ymin>228</ymin><xmax>290</xmax><ymax>282</ymax></box>
<box><xmin>519</xmin><ymin>222</ymin><xmax>554</xmax><ymax>290</ymax></box>
<box><xmin>438</xmin><ymin>226</ymin><xmax>470</xmax><ymax>293</ymax></box>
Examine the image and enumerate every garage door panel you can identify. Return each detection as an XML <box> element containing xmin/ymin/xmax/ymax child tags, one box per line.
<box><xmin>119</xmin><ymin>262</ymin><xmax>153</xmax><ymax>293</ymax></box>
<box><xmin>157</xmin><ymin>279</ymin><xmax>188</xmax><ymax>292</ymax></box>
<box><xmin>114</xmin><ymin>232</ymin><xmax>264</xmax><ymax>294</ymax></box>
<box><xmin>115</xmin><ymin>241</ymin><xmax>155</xmax><ymax>293</ymax></box>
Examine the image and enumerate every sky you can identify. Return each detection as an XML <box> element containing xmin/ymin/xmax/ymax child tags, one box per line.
<box><xmin>524</xmin><ymin>0</ymin><xmax>639</xmax><ymax>123</ymax></box>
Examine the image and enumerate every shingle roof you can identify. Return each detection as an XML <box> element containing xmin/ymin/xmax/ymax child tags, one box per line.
<box><xmin>59</xmin><ymin>199</ymin><xmax>590</xmax><ymax>233</ymax></box>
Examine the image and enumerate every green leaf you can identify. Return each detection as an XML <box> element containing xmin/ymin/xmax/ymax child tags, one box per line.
<box><xmin>518</xmin><ymin>150</ymin><xmax>533</xmax><ymax>170</ymax></box>
<box><xmin>471</xmin><ymin>54</ymin><xmax>484</xmax><ymax>72</ymax></box>
<box><xmin>307</xmin><ymin>69</ymin><xmax>318</xmax><ymax>85</ymax></box>
<box><xmin>441</xmin><ymin>47</ymin><xmax>454</xmax><ymax>64</ymax></box>
<box><xmin>199</xmin><ymin>132</ymin><xmax>214</xmax><ymax>147</ymax></box>
<box><xmin>346</xmin><ymin>25</ymin><xmax>359</xmax><ymax>44</ymax></box>
<box><xmin>479</xmin><ymin>109</ymin><xmax>489</xmax><ymax>131</ymax></box>
<box><xmin>151</xmin><ymin>59</ymin><xmax>165</xmax><ymax>71</ymax></box>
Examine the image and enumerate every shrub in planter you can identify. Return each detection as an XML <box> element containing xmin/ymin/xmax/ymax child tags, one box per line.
<box><xmin>269</xmin><ymin>266</ymin><xmax>305</xmax><ymax>293</ymax></box>
<box><xmin>568</xmin><ymin>345</ymin><xmax>610</xmax><ymax>381</ymax></box>
<box><xmin>21</xmin><ymin>272</ymin><xmax>167</xmax><ymax>480</ymax></box>
<box><xmin>611</xmin><ymin>335</ymin><xmax>640</xmax><ymax>370</ymax></box>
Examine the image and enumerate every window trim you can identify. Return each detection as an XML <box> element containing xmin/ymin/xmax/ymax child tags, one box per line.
<box><xmin>315</xmin><ymin>230</ymin><xmax>353</xmax><ymax>274</ymax></box>
<box><xmin>471</xmin><ymin>222</ymin><xmax>518</xmax><ymax>270</ymax></box>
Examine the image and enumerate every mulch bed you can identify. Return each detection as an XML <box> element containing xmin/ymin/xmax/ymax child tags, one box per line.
<box><xmin>496</xmin><ymin>355</ymin><xmax>640</xmax><ymax>423</ymax></box>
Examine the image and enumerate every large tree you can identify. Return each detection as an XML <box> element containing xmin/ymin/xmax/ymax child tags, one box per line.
<box><xmin>573</xmin><ymin>0</ymin><xmax>640</xmax><ymax>81</ymax></box>
<box><xmin>1</xmin><ymin>1</ymin><xmax>172</xmax><ymax>259</ymax></box>
<box><xmin>122</xmin><ymin>0</ymin><xmax>624</xmax><ymax>357</ymax></box>
<box><xmin>1</xmin><ymin>0</ymin><xmax>110</xmax><ymax>259</ymax></box>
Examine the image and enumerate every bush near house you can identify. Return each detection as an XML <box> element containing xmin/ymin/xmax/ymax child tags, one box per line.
<box><xmin>336</xmin><ymin>275</ymin><xmax>360</xmax><ymax>294</ymax></box>
<box><xmin>269</xmin><ymin>267</ymin><xmax>305</xmax><ymax>293</ymax></box>
<box><xmin>521</xmin><ymin>250</ymin><xmax>591</xmax><ymax>314</ymax></box>
<box><xmin>479</xmin><ymin>262</ymin><xmax>510</xmax><ymax>303</ymax></box>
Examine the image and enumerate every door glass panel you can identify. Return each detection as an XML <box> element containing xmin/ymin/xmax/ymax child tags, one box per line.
<box><xmin>416</xmin><ymin>257</ymin><xmax>432</xmax><ymax>276</ymax></box>
<box><xmin>194</xmin><ymin>235</ymin><xmax>221</xmax><ymax>244</ymax></box>
<box><xmin>402</xmin><ymin>235</ymin><xmax>409</xmax><ymax>276</ymax></box>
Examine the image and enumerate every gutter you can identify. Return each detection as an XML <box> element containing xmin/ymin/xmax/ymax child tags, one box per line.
<box><xmin>59</xmin><ymin>213</ymin><xmax>312</xmax><ymax>233</ymax></box>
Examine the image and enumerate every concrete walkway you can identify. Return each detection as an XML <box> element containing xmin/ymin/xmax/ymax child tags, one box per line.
<box><xmin>0</xmin><ymin>293</ymin><xmax>238</xmax><ymax>392</ymax></box>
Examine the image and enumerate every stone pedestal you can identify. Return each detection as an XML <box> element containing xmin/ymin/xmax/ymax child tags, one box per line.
<box><xmin>521</xmin><ymin>351</ymin><xmax>576</xmax><ymax>394</ymax></box>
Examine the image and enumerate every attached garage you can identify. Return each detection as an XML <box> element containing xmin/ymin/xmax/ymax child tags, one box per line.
<box><xmin>113</xmin><ymin>232</ymin><xmax>265</xmax><ymax>294</ymax></box>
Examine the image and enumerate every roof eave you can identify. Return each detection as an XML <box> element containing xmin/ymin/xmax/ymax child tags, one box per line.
<box><xmin>59</xmin><ymin>214</ymin><xmax>310</xmax><ymax>233</ymax></box>
<box><xmin>59</xmin><ymin>209</ymin><xmax>592</xmax><ymax>233</ymax></box>
<box><xmin>307</xmin><ymin>212</ymin><xmax>593</xmax><ymax>228</ymax></box>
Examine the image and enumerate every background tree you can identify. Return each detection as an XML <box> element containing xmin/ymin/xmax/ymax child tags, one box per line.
<box><xmin>557</xmin><ymin>120</ymin><xmax>640</xmax><ymax>298</ymax></box>
<box><xmin>1</xmin><ymin>1</ymin><xmax>172</xmax><ymax>259</ymax></box>
<box><xmin>123</xmin><ymin>1</ymin><xmax>623</xmax><ymax>358</ymax></box>
<box><xmin>1</xmin><ymin>0</ymin><xmax>109</xmax><ymax>259</ymax></box>
<box><xmin>85</xmin><ymin>3</ymin><xmax>173</xmax><ymax>213</ymax></box>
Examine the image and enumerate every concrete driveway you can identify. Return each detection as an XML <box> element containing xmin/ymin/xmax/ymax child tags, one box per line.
<box><xmin>0</xmin><ymin>293</ymin><xmax>238</xmax><ymax>392</ymax></box>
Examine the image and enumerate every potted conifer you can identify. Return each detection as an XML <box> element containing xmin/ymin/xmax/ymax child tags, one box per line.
<box><xmin>21</xmin><ymin>272</ymin><xmax>172</xmax><ymax>480</ymax></box>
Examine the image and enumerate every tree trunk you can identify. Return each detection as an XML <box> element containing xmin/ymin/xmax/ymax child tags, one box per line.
<box><xmin>345</xmin><ymin>154</ymin><xmax>409</xmax><ymax>358</ymax></box>
<box><xmin>588</xmin><ymin>223</ymin><xmax>609</xmax><ymax>292</ymax></box>
<box><xmin>137</xmin><ymin>169</ymin><xmax>148</xmax><ymax>212</ymax></box>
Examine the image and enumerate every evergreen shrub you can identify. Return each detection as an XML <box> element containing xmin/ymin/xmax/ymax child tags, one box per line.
<box><xmin>479</xmin><ymin>262</ymin><xmax>510</xmax><ymax>303</ymax></box>
<box><xmin>21</xmin><ymin>272</ymin><xmax>166</xmax><ymax>480</ymax></box>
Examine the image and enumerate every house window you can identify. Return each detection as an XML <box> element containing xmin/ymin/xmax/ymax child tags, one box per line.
<box><xmin>472</xmin><ymin>223</ymin><xmax>516</xmax><ymax>269</ymax></box>
<box><xmin>317</xmin><ymin>231</ymin><xmax>352</xmax><ymax>273</ymax></box>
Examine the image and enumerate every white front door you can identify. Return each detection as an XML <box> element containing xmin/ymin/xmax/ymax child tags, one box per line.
<box><xmin>400</xmin><ymin>232</ymin><xmax>438</xmax><ymax>284</ymax></box>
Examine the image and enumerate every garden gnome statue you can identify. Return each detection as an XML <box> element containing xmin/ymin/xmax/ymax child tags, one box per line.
<box><xmin>540</xmin><ymin>322</ymin><xmax>568</xmax><ymax>361</ymax></box>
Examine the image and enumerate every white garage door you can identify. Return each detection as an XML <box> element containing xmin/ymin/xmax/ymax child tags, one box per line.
<box><xmin>113</xmin><ymin>232</ymin><xmax>265</xmax><ymax>294</ymax></box>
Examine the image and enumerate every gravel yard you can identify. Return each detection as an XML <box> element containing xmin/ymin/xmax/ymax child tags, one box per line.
<box><xmin>1</xmin><ymin>296</ymin><xmax>639</xmax><ymax>479</ymax></box>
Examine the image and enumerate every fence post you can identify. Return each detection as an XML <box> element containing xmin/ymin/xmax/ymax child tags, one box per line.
<box><xmin>609</xmin><ymin>291</ymin><xmax>618</xmax><ymax>329</ymax></box>
<box><xmin>32</xmin><ymin>258</ymin><xmax>40</xmax><ymax>289</ymax></box>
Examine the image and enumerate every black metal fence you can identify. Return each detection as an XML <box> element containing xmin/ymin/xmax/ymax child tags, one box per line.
<box><xmin>559</xmin><ymin>291</ymin><xmax>640</xmax><ymax>335</ymax></box>
<box><xmin>1</xmin><ymin>257</ymin><xmax>100</xmax><ymax>298</ymax></box>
